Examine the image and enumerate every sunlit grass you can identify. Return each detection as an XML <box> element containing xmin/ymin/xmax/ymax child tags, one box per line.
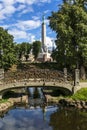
<box><xmin>0</xmin><ymin>99</ymin><xmax>8</xmax><ymax>103</ymax></box>
<box><xmin>71</xmin><ymin>88</ymin><xmax>87</xmax><ymax>101</ymax></box>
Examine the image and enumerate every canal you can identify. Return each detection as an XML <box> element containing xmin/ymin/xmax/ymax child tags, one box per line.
<box><xmin>0</xmin><ymin>87</ymin><xmax>87</xmax><ymax>130</ymax></box>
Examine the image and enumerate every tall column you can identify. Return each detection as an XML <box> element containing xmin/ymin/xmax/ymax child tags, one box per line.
<box><xmin>42</xmin><ymin>15</ymin><xmax>46</xmax><ymax>52</ymax></box>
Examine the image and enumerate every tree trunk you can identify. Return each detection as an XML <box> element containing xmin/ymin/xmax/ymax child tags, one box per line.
<box><xmin>80</xmin><ymin>66</ymin><xmax>86</xmax><ymax>80</ymax></box>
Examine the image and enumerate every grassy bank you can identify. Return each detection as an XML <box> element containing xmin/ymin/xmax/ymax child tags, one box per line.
<box><xmin>45</xmin><ymin>88</ymin><xmax>87</xmax><ymax>102</ymax></box>
<box><xmin>0</xmin><ymin>99</ymin><xmax>8</xmax><ymax>103</ymax></box>
<box><xmin>71</xmin><ymin>88</ymin><xmax>87</xmax><ymax>101</ymax></box>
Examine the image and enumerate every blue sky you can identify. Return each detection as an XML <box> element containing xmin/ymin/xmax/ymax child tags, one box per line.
<box><xmin>0</xmin><ymin>0</ymin><xmax>62</xmax><ymax>47</ymax></box>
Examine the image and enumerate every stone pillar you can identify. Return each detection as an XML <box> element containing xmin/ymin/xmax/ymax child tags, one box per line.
<box><xmin>63</xmin><ymin>68</ymin><xmax>67</xmax><ymax>82</ymax></box>
<box><xmin>74</xmin><ymin>69</ymin><xmax>79</xmax><ymax>86</ymax></box>
<box><xmin>0</xmin><ymin>94</ymin><xmax>2</xmax><ymax>99</ymax></box>
<box><xmin>0</xmin><ymin>69</ymin><xmax>4</xmax><ymax>81</ymax></box>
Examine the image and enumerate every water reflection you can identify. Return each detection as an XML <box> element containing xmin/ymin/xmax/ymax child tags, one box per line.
<box><xmin>28</xmin><ymin>87</ymin><xmax>46</xmax><ymax>107</ymax></box>
<box><xmin>49</xmin><ymin>108</ymin><xmax>87</xmax><ymax>130</ymax></box>
<box><xmin>0</xmin><ymin>106</ymin><xmax>57</xmax><ymax>130</ymax></box>
<box><xmin>0</xmin><ymin>87</ymin><xmax>87</xmax><ymax>130</ymax></box>
<box><xmin>1</xmin><ymin>106</ymin><xmax>87</xmax><ymax>130</ymax></box>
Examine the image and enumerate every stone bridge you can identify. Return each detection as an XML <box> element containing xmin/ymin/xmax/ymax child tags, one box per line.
<box><xmin>0</xmin><ymin>69</ymin><xmax>75</xmax><ymax>98</ymax></box>
<box><xmin>0</xmin><ymin>78</ymin><xmax>73</xmax><ymax>95</ymax></box>
<box><xmin>2</xmin><ymin>68</ymin><xmax>86</xmax><ymax>99</ymax></box>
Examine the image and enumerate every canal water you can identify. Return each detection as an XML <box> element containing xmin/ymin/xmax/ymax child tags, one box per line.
<box><xmin>0</xmin><ymin>87</ymin><xmax>87</xmax><ymax>130</ymax></box>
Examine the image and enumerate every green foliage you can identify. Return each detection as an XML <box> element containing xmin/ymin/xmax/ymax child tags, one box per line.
<box><xmin>32</xmin><ymin>41</ymin><xmax>41</xmax><ymax>60</ymax></box>
<box><xmin>33</xmin><ymin>88</ymin><xmax>40</xmax><ymax>98</ymax></box>
<box><xmin>0</xmin><ymin>99</ymin><xmax>8</xmax><ymax>103</ymax></box>
<box><xmin>0</xmin><ymin>27</ymin><xmax>17</xmax><ymax>70</ymax></box>
<box><xmin>15</xmin><ymin>42</ymin><xmax>32</xmax><ymax>60</ymax></box>
<box><xmin>17</xmin><ymin>62</ymin><xmax>62</xmax><ymax>71</ymax></box>
<box><xmin>71</xmin><ymin>88</ymin><xmax>87</xmax><ymax>100</ymax></box>
<box><xmin>49</xmin><ymin>0</ymin><xmax>87</xmax><ymax>69</ymax></box>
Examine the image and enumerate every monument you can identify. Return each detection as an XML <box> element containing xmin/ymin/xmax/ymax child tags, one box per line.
<box><xmin>37</xmin><ymin>15</ymin><xmax>52</xmax><ymax>62</ymax></box>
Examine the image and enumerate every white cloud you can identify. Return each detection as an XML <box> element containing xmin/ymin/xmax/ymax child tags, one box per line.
<box><xmin>1</xmin><ymin>0</ymin><xmax>14</xmax><ymax>6</ymax></box>
<box><xmin>20</xmin><ymin>7</ymin><xmax>34</xmax><ymax>14</ymax></box>
<box><xmin>0</xmin><ymin>0</ymin><xmax>54</xmax><ymax>44</ymax></box>
<box><xmin>2</xmin><ymin>5</ymin><xmax>16</xmax><ymax>15</ymax></box>
<box><xmin>0</xmin><ymin>14</ymin><xmax>5</xmax><ymax>20</ymax></box>
<box><xmin>0</xmin><ymin>0</ymin><xmax>51</xmax><ymax>20</ymax></box>
<box><xmin>40</xmin><ymin>0</ymin><xmax>51</xmax><ymax>3</ymax></box>
<box><xmin>26</xmin><ymin>0</ymin><xmax>37</xmax><ymax>5</ymax></box>
<box><xmin>46</xmin><ymin>37</ymin><xmax>56</xmax><ymax>49</ymax></box>
<box><xmin>0</xmin><ymin>0</ymin><xmax>51</xmax><ymax>6</ymax></box>
<box><xmin>32</xmin><ymin>16</ymin><xmax>40</xmax><ymax>20</ymax></box>
<box><xmin>46</xmin><ymin>36</ymin><xmax>53</xmax><ymax>47</ymax></box>
<box><xmin>0</xmin><ymin>3</ymin><xmax>3</xmax><ymax>10</ymax></box>
<box><xmin>16</xmin><ymin>4</ymin><xmax>26</xmax><ymax>11</ymax></box>
<box><xmin>8</xmin><ymin>29</ymin><xmax>28</xmax><ymax>40</ymax></box>
<box><xmin>0</xmin><ymin>5</ymin><xmax>16</xmax><ymax>20</ymax></box>
<box><xmin>8</xmin><ymin>28</ymin><xmax>36</xmax><ymax>43</ymax></box>
<box><xmin>29</xmin><ymin>35</ymin><xmax>36</xmax><ymax>43</ymax></box>
<box><xmin>15</xmin><ymin>20</ymin><xmax>41</xmax><ymax>30</ymax></box>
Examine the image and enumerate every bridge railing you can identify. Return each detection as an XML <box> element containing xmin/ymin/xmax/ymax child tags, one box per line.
<box><xmin>3</xmin><ymin>69</ymin><xmax>73</xmax><ymax>85</ymax></box>
<box><xmin>2</xmin><ymin>78</ymin><xmax>73</xmax><ymax>87</ymax></box>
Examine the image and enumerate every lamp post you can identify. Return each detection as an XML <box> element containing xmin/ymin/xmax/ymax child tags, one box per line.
<box><xmin>0</xmin><ymin>49</ymin><xmax>3</xmax><ymax>68</ymax></box>
<box><xmin>64</xmin><ymin>50</ymin><xmax>66</xmax><ymax>68</ymax></box>
<box><xmin>76</xmin><ymin>45</ymin><xmax>79</xmax><ymax>69</ymax></box>
<box><xmin>74</xmin><ymin>45</ymin><xmax>79</xmax><ymax>87</ymax></box>
<box><xmin>0</xmin><ymin>49</ymin><xmax>4</xmax><ymax>82</ymax></box>
<box><xmin>64</xmin><ymin>49</ymin><xmax>67</xmax><ymax>82</ymax></box>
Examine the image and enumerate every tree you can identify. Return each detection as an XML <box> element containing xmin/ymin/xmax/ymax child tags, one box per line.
<box><xmin>15</xmin><ymin>42</ymin><xmax>32</xmax><ymax>61</ymax></box>
<box><xmin>0</xmin><ymin>27</ymin><xmax>17</xmax><ymax>70</ymax></box>
<box><xmin>33</xmin><ymin>88</ymin><xmax>40</xmax><ymax>98</ymax></box>
<box><xmin>32</xmin><ymin>41</ymin><xmax>41</xmax><ymax>60</ymax></box>
<box><xmin>49</xmin><ymin>0</ymin><xmax>87</xmax><ymax>76</ymax></box>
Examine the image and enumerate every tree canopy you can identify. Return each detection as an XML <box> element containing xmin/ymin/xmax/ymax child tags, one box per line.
<box><xmin>49</xmin><ymin>0</ymin><xmax>87</xmax><ymax>69</ymax></box>
<box><xmin>32</xmin><ymin>41</ymin><xmax>41</xmax><ymax>60</ymax></box>
<box><xmin>15</xmin><ymin>42</ymin><xmax>32</xmax><ymax>61</ymax></box>
<box><xmin>0</xmin><ymin>27</ymin><xmax>17</xmax><ymax>70</ymax></box>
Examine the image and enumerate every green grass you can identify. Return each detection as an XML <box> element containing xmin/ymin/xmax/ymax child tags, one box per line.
<box><xmin>71</xmin><ymin>88</ymin><xmax>87</xmax><ymax>101</ymax></box>
<box><xmin>0</xmin><ymin>99</ymin><xmax>8</xmax><ymax>103</ymax></box>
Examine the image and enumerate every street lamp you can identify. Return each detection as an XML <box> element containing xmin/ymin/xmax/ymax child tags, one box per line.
<box><xmin>0</xmin><ymin>49</ymin><xmax>3</xmax><ymax>68</ymax></box>
<box><xmin>74</xmin><ymin>45</ymin><xmax>79</xmax><ymax>87</ymax></box>
<box><xmin>76</xmin><ymin>45</ymin><xmax>79</xmax><ymax>69</ymax></box>
<box><xmin>64</xmin><ymin>49</ymin><xmax>67</xmax><ymax>82</ymax></box>
<box><xmin>64</xmin><ymin>50</ymin><xmax>66</xmax><ymax>68</ymax></box>
<box><xmin>0</xmin><ymin>49</ymin><xmax>4</xmax><ymax>81</ymax></box>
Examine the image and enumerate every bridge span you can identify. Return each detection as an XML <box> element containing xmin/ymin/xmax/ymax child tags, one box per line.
<box><xmin>0</xmin><ymin>69</ymin><xmax>84</xmax><ymax>98</ymax></box>
<box><xmin>0</xmin><ymin>78</ymin><xmax>73</xmax><ymax>98</ymax></box>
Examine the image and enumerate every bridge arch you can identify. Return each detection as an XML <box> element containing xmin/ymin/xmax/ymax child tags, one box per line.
<box><xmin>0</xmin><ymin>82</ymin><xmax>73</xmax><ymax>99</ymax></box>
<box><xmin>43</xmin><ymin>86</ymin><xmax>72</xmax><ymax>96</ymax></box>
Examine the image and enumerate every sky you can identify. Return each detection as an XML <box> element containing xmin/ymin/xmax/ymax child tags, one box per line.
<box><xmin>0</xmin><ymin>0</ymin><xmax>62</xmax><ymax>48</ymax></box>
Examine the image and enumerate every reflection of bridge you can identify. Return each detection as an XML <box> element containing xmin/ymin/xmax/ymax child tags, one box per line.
<box><xmin>0</xmin><ymin>69</ymin><xmax>82</xmax><ymax>98</ymax></box>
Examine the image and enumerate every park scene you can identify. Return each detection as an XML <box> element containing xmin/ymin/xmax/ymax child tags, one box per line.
<box><xmin>0</xmin><ymin>0</ymin><xmax>87</xmax><ymax>130</ymax></box>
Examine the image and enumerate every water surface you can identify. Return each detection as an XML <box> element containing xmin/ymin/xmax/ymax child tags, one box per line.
<box><xmin>0</xmin><ymin>106</ymin><xmax>87</xmax><ymax>130</ymax></box>
<box><xmin>0</xmin><ymin>87</ymin><xmax>87</xmax><ymax>130</ymax></box>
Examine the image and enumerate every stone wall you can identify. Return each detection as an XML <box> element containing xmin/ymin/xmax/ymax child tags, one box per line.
<box><xmin>58</xmin><ymin>98</ymin><xmax>87</xmax><ymax>109</ymax></box>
